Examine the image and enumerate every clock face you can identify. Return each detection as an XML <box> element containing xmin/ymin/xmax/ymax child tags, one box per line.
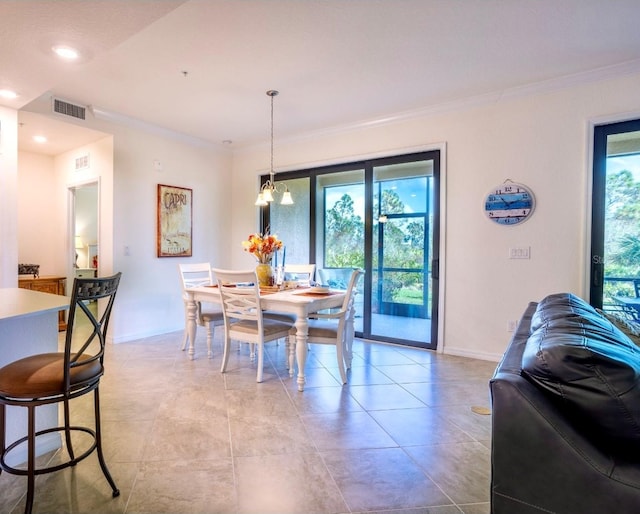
<box><xmin>484</xmin><ymin>182</ymin><xmax>535</xmax><ymax>225</ymax></box>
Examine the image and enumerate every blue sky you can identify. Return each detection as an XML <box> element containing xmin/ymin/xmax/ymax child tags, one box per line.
<box><xmin>608</xmin><ymin>154</ymin><xmax>640</xmax><ymax>181</ymax></box>
<box><xmin>325</xmin><ymin>177</ymin><xmax>428</xmax><ymax>216</ymax></box>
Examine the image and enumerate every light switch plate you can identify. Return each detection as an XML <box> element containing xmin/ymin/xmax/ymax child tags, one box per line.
<box><xmin>509</xmin><ymin>246</ymin><xmax>530</xmax><ymax>259</ymax></box>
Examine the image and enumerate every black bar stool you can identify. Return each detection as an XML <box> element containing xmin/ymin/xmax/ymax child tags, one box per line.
<box><xmin>0</xmin><ymin>273</ymin><xmax>122</xmax><ymax>514</ymax></box>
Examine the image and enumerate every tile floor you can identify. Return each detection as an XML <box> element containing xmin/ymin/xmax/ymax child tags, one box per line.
<box><xmin>0</xmin><ymin>327</ymin><xmax>497</xmax><ymax>514</ymax></box>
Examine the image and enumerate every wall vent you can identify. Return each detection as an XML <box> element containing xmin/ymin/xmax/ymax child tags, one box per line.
<box><xmin>52</xmin><ymin>98</ymin><xmax>86</xmax><ymax>120</ymax></box>
<box><xmin>75</xmin><ymin>154</ymin><xmax>90</xmax><ymax>170</ymax></box>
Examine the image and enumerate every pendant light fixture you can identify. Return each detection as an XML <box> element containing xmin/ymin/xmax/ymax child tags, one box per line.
<box><xmin>255</xmin><ymin>90</ymin><xmax>294</xmax><ymax>206</ymax></box>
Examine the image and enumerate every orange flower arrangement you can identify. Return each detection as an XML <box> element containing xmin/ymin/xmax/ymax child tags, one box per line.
<box><xmin>242</xmin><ymin>231</ymin><xmax>283</xmax><ymax>264</ymax></box>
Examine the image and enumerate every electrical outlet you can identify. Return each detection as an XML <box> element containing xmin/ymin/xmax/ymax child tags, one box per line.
<box><xmin>507</xmin><ymin>320</ymin><xmax>518</xmax><ymax>332</ymax></box>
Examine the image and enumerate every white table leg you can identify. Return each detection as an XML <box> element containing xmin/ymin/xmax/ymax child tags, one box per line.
<box><xmin>186</xmin><ymin>294</ymin><xmax>198</xmax><ymax>360</ymax></box>
<box><xmin>345</xmin><ymin>302</ymin><xmax>356</xmax><ymax>368</ymax></box>
<box><xmin>181</xmin><ymin>303</ymin><xmax>190</xmax><ymax>351</ymax></box>
<box><xmin>294</xmin><ymin>317</ymin><xmax>308</xmax><ymax>391</ymax></box>
<box><xmin>287</xmin><ymin>335</ymin><xmax>296</xmax><ymax>377</ymax></box>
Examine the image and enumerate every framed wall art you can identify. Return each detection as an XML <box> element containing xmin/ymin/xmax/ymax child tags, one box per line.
<box><xmin>157</xmin><ymin>184</ymin><xmax>192</xmax><ymax>257</ymax></box>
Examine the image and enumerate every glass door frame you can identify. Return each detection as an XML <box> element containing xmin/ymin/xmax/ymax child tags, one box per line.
<box><xmin>590</xmin><ymin>117</ymin><xmax>640</xmax><ymax>309</ymax></box>
<box><xmin>261</xmin><ymin>150</ymin><xmax>440</xmax><ymax>350</ymax></box>
<box><xmin>376</xmin><ymin>211</ymin><xmax>429</xmax><ymax>318</ymax></box>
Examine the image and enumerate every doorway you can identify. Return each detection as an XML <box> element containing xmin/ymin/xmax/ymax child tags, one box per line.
<box><xmin>590</xmin><ymin>119</ymin><xmax>640</xmax><ymax>321</ymax></box>
<box><xmin>268</xmin><ymin>150</ymin><xmax>440</xmax><ymax>350</ymax></box>
<box><xmin>370</xmin><ymin>163</ymin><xmax>435</xmax><ymax>347</ymax></box>
<box><xmin>376</xmin><ymin>211</ymin><xmax>429</xmax><ymax>318</ymax></box>
<box><xmin>71</xmin><ymin>181</ymin><xmax>99</xmax><ymax>278</ymax></box>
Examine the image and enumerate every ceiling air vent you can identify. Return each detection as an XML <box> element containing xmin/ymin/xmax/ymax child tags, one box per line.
<box><xmin>52</xmin><ymin>98</ymin><xmax>86</xmax><ymax>120</ymax></box>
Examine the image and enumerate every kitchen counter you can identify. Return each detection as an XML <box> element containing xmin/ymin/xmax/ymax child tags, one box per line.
<box><xmin>0</xmin><ymin>287</ymin><xmax>69</xmax><ymax>321</ymax></box>
<box><xmin>0</xmin><ymin>288</ymin><xmax>69</xmax><ymax>466</ymax></box>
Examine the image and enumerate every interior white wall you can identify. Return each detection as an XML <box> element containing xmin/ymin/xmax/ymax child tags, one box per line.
<box><xmin>0</xmin><ymin>107</ymin><xmax>18</xmax><ymax>287</ymax></box>
<box><xmin>231</xmin><ymin>71</ymin><xmax>640</xmax><ymax>361</ymax></box>
<box><xmin>16</xmin><ymin>98</ymin><xmax>233</xmax><ymax>343</ymax></box>
<box><xmin>9</xmin><ymin>71</ymin><xmax>640</xmax><ymax>353</ymax></box>
<box><xmin>17</xmin><ymin>152</ymin><xmax>58</xmax><ymax>275</ymax></box>
<box><xmin>53</xmin><ymin>136</ymin><xmax>113</xmax><ymax>291</ymax></box>
<box><xmin>106</xmin><ymin>125</ymin><xmax>232</xmax><ymax>342</ymax></box>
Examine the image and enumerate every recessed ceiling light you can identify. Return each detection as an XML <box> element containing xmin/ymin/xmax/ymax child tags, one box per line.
<box><xmin>0</xmin><ymin>89</ymin><xmax>18</xmax><ymax>99</ymax></box>
<box><xmin>52</xmin><ymin>45</ymin><xmax>79</xmax><ymax>60</ymax></box>
<box><xmin>33</xmin><ymin>135</ymin><xmax>47</xmax><ymax>144</ymax></box>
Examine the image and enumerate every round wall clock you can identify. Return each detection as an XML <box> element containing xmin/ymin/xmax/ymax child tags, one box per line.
<box><xmin>484</xmin><ymin>181</ymin><xmax>535</xmax><ymax>226</ymax></box>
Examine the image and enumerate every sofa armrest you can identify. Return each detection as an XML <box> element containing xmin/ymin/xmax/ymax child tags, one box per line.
<box><xmin>490</xmin><ymin>302</ymin><xmax>640</xmax><ymax>514</ymax></box>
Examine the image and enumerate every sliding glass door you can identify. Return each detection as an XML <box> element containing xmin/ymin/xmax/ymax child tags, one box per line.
<box><xmin>316</xmin><ymin>169</ymin><xmax>366</xmax><ymax>331</ymax></box>
<box><xmin>266</xmin><ymin>150</ymin><xmax>440</xmax><ymax>349</ymax></box>
<box><xmin>371</xmin><ymin>161</ymin><xmax>435</xmax><ymax>346</ymax></box>
<box><xmin>590</xmin><ymin>119</ymin><xmax>640</xmax><ymax>321</ymax></box>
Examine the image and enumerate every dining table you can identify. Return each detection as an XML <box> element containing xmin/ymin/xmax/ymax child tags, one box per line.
<box><xmin>184</xmin><ymin>285</ymin><xmax>347</xmax><ymax>391</ymax></box>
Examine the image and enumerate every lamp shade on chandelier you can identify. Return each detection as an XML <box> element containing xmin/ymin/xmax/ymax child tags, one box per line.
<box><xmin>255</xmin><ymin>90</ymin><xmax>294</xmax><ymax>206</ymax></box>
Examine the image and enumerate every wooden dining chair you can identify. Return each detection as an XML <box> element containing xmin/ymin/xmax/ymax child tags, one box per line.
<box><xmin>0</xmin><ymin>273</ymin><xmax>122</xmax><ymax>514</ymax></box>
<box><xmin>178</xmin><ymin>263</ymin><xmax>224</xmax><ymax>358</ymax></box>
<box><xmin>212</xmin><ymin>268</ymin><xmax>295</xmax><ymax>383</ymax></box>
<box><xmin>289</xmin><ymin>269</ymin><xmax>364</xmax><ymax>384</ymax></box>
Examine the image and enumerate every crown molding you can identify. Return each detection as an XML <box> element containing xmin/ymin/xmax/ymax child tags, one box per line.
<box><xmin>90</xmin><ymin>106</ymin><xmax>225</xmax><ymax>150</ymax></box>
<box><xmin>499</xmin><ymin>58</ymin><xmax>640</xmax><ymax>100</ymax></box>
<box><xmin>96</xmin><ymin>58</ymin><xmax>640</xmax><ymax>153</ymax></box>
<box><xmin>240</xmin><ymin>58</ymin><xmax>640</xmax><ymax>152</ymax></box>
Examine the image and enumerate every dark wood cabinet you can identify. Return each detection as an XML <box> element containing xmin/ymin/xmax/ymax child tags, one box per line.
<box><xmin>18</xmin><ymin>276</ymin><xmax>67</xmax><ymax>331</ymax></box>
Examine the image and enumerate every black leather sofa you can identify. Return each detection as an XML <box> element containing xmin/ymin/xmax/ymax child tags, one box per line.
<box><xmin>490</xmin><ymin>293</ymin><xmax>640</xmax><ymax>514</ymax></box>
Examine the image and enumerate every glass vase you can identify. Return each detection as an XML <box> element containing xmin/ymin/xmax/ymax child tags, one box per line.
<box><xmin>255</xmin><ymin>263</ymin><xmax>273</xmax><ymax>287</ymax></box>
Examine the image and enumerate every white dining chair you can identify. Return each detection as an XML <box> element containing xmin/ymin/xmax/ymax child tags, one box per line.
<box><xmin>178</xmin><ymin>263</ymin><xmax>224</xmax><ymax>358</ymax></box>
<box><xmin>263</xmin><ymin>264</ymin><xmax>317</xmax><ymax>326</ymax></box>
<box><xmin>284</xmin><ymin>264</ymin><xmax>316</xmax><ymax>287</ymax></box>
<box><xmin>289</xmin><ymin>269</ymin><xmax>364</xmax><ymax>384</ymax></box>
<box><xmin>213</xmin><ymin>268</ymin><xmax>295</xmax><ymax>383</ymax></box>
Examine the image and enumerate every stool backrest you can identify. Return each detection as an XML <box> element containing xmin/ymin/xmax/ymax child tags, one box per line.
<box><xmin>64</xmin><ymin>272</ymin><xmax>122</xmax><ymax>391</ymax></box>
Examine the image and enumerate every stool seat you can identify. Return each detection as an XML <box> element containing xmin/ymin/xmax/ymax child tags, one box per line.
<box><xmin>0</xmin><ymin>353</ymin><xmax>101</xmax><ymax>398</ymax></box>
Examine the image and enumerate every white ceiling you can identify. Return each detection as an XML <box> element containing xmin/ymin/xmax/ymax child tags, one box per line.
<box><xmin>4</xmin><ymin>0</ymin><xmax>640</xmax><ymax>156</ymax></box>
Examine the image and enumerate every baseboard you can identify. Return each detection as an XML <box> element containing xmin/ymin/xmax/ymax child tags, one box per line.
<box><xmin>442</xmin><ymin>346</ymin><xmax>502</xmax><ymax>362</ymax></box>
<box><xmin>110</xmin><ymin>325</ymin><xmax>182</xmax><ymax>344</ymax></box>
